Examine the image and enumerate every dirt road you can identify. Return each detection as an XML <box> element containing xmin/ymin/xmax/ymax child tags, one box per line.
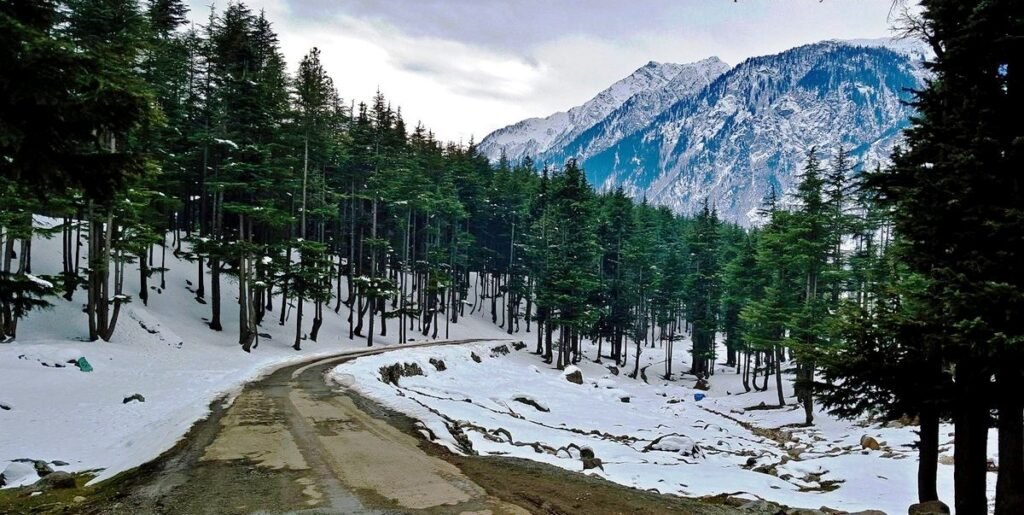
<box><xmin>50</xmin><ymin>339</ymin><xmax>740</xmax><ymax>515</ymax></box>
<box><xmin>95</xmin><ymin>339</ymin><xmax>527</xmax><ymax>514</ymax></box>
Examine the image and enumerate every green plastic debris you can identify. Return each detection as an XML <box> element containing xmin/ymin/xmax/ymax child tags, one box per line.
<box><xmin>76</xmin><ymin>357</ymin><xmax>92</xmax><ymax>372</ymax></box>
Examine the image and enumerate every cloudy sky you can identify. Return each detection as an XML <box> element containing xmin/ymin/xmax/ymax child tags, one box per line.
<box><xmin>187</xmin><ymin>0</ymin><xmax>906</xmax><ymax>142</ymax></box>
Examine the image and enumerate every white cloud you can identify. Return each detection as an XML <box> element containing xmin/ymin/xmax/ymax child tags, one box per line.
<box><xmin>188</xmin><ymin>0</ymin><xmax>907</xmax><ymax>142</ymax></box>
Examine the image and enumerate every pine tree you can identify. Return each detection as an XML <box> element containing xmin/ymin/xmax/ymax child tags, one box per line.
<box><xmin>865</xmin><ymin>1</ymin><xmax>1022</xmax><ymax>510</ymax></box>
<box><xmin>686</xmin><ymin>200</ymin><xmax>721</xmax><ymax>379</ymax></box>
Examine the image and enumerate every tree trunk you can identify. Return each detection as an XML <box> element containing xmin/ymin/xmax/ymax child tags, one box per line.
<box><xmin>918</xmin><ymin>404</ymin><xmax>940</xmax><ymax>503</ymax></box>
<box><xmin>775</xmin><ymin>345</ymin><xmax>785</xmax><ymax>406</ymax></box>
<box><xmin>995</xmin><ymin>361</ymin><xmax>1024</xmax><ymax>514</ymax></box>
<box><xmin>954</xmin><ymin>362</ymin><xmax>990</xmax><ymax>515</ymax></box>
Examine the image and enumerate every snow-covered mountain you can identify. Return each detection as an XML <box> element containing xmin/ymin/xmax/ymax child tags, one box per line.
<box><xmin>481</xmin><ymin>38</ymin><xmax>929</xmax><ymax>225</ymax></box>
<box><xmin>477</xmin><ymin>58</ymin><xmax>730</xmax><ymax>163</ymax></box>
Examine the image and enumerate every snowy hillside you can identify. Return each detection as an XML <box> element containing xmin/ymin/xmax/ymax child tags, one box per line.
<box><xmin>477</xmin><ymin>58</ymin><xmax>728</xmax><ymax>163</ymax></box>
<box><xmin>331</xmin><ymin>340</ymin><xmax>992</xmax><ymax>514</ymax></box>
<box><xmin>0</xmin><ymin>217</ymin><xmax>511</xmax><ymax>488</ymax></box>
<box><xmin>481</xmin><ymin>38</ymin><xmax>929</xmax><ymax>225</ymax></box>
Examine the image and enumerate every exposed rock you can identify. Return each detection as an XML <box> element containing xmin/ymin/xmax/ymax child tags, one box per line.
<box><xmin>444</xmin><ymin>421</ymin><xmax>476</xmax><ymax>455</ymax></box>
<box><xmin>582</xmin><ymin>456</ymin><xmax>604</xmax><ymax>471</ymax></box>
<box><xmin>908</xmin><ymin>500</ymin><xmax>950</xmax><ymax>515</ymax></box>
<box><xmin>620</xmin><ymin>396</ymin><xmax>630</xmax><ymax>403</ymax></box>
<box><xmin>606</xmin><ymin>365</ymin><xmax>619</xmax><ymax>376</ymax></box>
<box><xmin>123</xmin><ymin>393</ymin><xmax>146</xmax><ymax>404</ymax></box>
<box><xmin>0</xmin><ymin>402</ymin><xmax>10</xmax><ymax>410</ymax></box>
<box><xmin>37</xmin><ymin>470</ymin><xmax>76</xmax><ymax>490</ymax></box>
<box><xmin>512</xmin><ymin>341</ymin><xmax>526</xmax><ymax>351</ymax></box>
<box><xmin>73</xmin><ymin>495</ymin><xmax>87</xmax><ymax>503</ymax></box>
<box><xmin>51</xmin><ymin>460</ymin><xmax>69</xmax><ymax>466</ymax></box>
<box><xmin>490</xmin><ymin>344</ymin><xmax>510</xmax><ymax>356</ymax></box>
<box><xmin>428</xmin><ymin>358</ymin><xmax>447</xmax><ymax>371</ymax></box>
<box><xmin>564</xmin><ymin>367</ymin><xmax>583</xmax><ymax>385</ymax></box>
<box><xmin>512</xmin><ymin>396</ymin><xmax>549</xmax><ymax>412</ymax></box>
<box><xmin>937</xmin><ymin>454</ymin><xmax>954</xmax><ymax>466</ymax></box>
<box><xmin>33</xmin><ymin>460</ymin><xmax>53</xmax><ymax>477</ymax></box>
<box><xmin>739</xmin><ymin>499</ymin><xmax>785</xmax><ymax>514</ymax></box>
<box><xmin>470</xmin><ymin>352</ymin><xmax>482</xmax><ymax>363</ymax></box>
<box><xmin>860</xmin><ymin>435</ymin><xmax>881</xmax><ymax>450</ymax></box>
<box><xmin>378</xmin><ymin>362</ymin><xmax>425</xmax><ymax>386</ymax></box>
<box><xmin>579</xmin><ymin>447</ymin><xmax>595</xmax><ymax>460</ymax></box>
<box><xmin>694</xmin><ymin>378</ymin><xmax>710</xmax><ymax>391</ymax></box>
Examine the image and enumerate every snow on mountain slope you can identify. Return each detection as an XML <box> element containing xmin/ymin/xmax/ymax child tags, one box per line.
<box><xmin>0</xmin><ymin>217</ymin><xmax>510</xmax><ymax>487</ymax></box>
<box><xmin>540</xmin><ymin>57</ymin><xmax>730</xmax><ymax>165</ymax></box>
<box><xmin>477</xmin><ymin>59</ymin><xmax>726</xmax><ymax>163</ymax></box>
<box><xmin>582</xmin><ymin>40</ymin><xmax>926</xmax><ymax>224</ymax></box>
<box><xmin>481</xmin><ymin>39</ymin><xmax>929</xmax><ymax>225</ymax></box>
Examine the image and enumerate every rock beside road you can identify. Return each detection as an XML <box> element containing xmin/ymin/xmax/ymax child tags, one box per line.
<box><xmin>909</xmin><ymin>500</ymin><xmax>950</xmax><ymax>515</ymax></box>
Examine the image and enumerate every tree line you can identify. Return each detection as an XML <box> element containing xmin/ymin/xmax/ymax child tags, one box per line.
<box><xmin>1</xmin><ymin>0</ymin><xmax>1021</xmax><ymax>513</ymax></box>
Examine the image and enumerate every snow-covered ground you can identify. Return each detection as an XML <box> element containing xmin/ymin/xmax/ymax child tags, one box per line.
<box><xmin>1</xmin><ymin>217</ymin><xmax>998</xmax><ymax>513</ymax></box>
<box><xmin>331</xmin><ymin>339</ymin><xmax>996</xmax><ymax>514</ymax></box>
<box><xmin>0</xmin><ymin>216</ymin><xmax>510</xmax><ymax>487</ymax></box>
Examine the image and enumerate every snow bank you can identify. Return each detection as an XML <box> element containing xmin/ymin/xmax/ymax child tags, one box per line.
<box><xmin>1</xmin><ymin>217</ymin><xmax>512</xmax><ymax>487</ymax></box>
<box><xmin>330</xmin><ymin>338</ymin><xmax>988</xmax><ymax>514</ymax></box>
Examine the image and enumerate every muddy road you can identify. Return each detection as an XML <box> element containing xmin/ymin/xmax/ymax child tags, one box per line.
<box><xmin>92</xmin><ymin>339</ymin><xmax>522</xmax><ymax>514</ymax></box>
<box><xmin>61</xmin><ymin>339</ymin><xmax>740</xmax><ymax>515</ymax></box>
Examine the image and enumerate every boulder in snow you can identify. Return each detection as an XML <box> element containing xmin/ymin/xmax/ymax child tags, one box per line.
<box><xmin>860</xmin><ymin>435</ymin><xmax>881</xmax><ymax>451</ymax></box>
<box><xmin>123</xmin><ymin>393</ymin><xmax>146</xmax><ymax>404</ymax></box>
<box><xmin>564</xmin><ymin>366</ymin><xmax>583</xmax><ymax>385</ymax></box>
<box><xmin>33</xmin><ymin>460</ymin><xmax>53</xmax><ymax>477</ymax></box>
<box><xmin>429</xmin><ymin>358</ymin><xmax>447</xmax><ymax>371</ymax></box>
<box><xmin>512</xmin><ymin>395</ymin><xmax>550</xmax><ymax>412</ymax></box>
